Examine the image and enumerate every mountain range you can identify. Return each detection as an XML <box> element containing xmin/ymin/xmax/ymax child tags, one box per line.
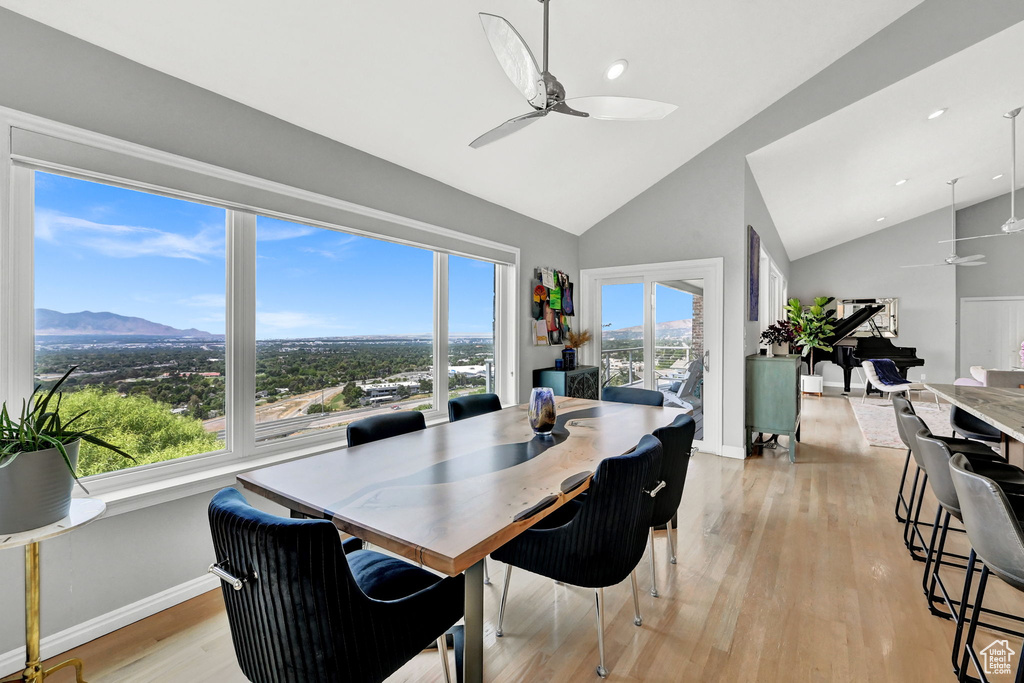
<box><xmin>602</xmin><ymin>319</ymin><xmax>693</xmax><ymax>341</ymax></box>
<box><xmin>35</xmin><ymin>309</ymin><xmax>219</xmax><ymax>337</ymax></box>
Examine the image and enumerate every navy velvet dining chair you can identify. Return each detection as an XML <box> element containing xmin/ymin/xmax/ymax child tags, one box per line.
<box><xmin>646</xmin><ymin>413</ymin><xmax>696</xmax><ymax>597</ymax></box>
<box><xmin>346</xmin><ymin>411</ymin><xmax>426</xmax><ymax>447</ymax></box>
<box><xmin>602</xmin><ymin>385</ymin><xmax>664</xmax><ymax>407</ymax></box>
<box><xmin>448</xmin><ymin>393</ymin><xmax>502</xmax><ymax>422</ymax></box>
<box><xmin>491</xmin><ymin>434</ymin><xmax>663</xmax><ymax>678</ymax></box>
<box><xmin>208</xmin><ymin>488</ymin><xmax>464</xmax><ymax>683</ymax></box>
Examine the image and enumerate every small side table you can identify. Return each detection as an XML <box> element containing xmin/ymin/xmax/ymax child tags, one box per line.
<box><xmin>0</xmin><ymin>499</ymin><xmax>106</xmax><ymax>683</ymax></box>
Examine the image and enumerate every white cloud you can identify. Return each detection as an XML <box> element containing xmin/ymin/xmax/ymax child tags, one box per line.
<box><xmin>256</xmin><ymin>223</ymin><xmax>317</xmax><ymax>241</ymax></box>
<box><xmin>36</xmin><ymin>209</ymin><xmax>223</xmax><ymax>262</ymax></box>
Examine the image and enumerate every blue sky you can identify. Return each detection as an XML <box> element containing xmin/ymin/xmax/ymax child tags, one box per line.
<box><xmin>34</xmin><ymin>172</ymin><xmax>495</xmax><ymax>338</ymax></box>
<box><xmin>601</xmin><ymin>282</ymin><xmax>694</xmax><ymax>331</ymax></box>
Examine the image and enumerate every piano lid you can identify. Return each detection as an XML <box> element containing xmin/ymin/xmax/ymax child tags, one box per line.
<box><xmin>824</xmin><ymin>304</ymin><xmax>885</xmax><ymax>346</ymax></box>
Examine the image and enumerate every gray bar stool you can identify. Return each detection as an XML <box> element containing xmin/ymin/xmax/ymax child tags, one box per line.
<box><xmin>949</xmin><ymin>454</ymin><xmax>1024</xmax><ymax>682</ymax></box>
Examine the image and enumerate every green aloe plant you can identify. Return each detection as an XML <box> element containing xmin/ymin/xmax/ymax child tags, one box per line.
<box><xmin>0</xmin><ymin>366</ymin><xmax>134</xmax><ymax>492</ymax></box>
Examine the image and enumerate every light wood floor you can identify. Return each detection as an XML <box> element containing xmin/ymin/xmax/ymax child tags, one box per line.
<box><xmin>26</xmin><ymin>391</ymin><xmax>1024</xmax><ymax>682</ymax></box>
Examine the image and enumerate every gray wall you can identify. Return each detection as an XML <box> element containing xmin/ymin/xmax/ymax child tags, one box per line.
<box><xmin>578</xmin><ymin>0</ymin><xmax>1024</xmax><ymax>455</ymax></box>
<box><xmin>744</xmin><ymin>162</ymin><xmax>791</xmax><ymax>357</ymax></box>
<box><xmin>956</xmin><ymin>188</ymin><xmax>1024</xmax><ymax>299</ymax></box>
<box><xmin>0</xmin><ymin>8</ymin><xmax>577</xmax><ymax>659</ymax></box>
<box><xmin>789</xmin><ymin>208</ymin><xmax>957</xmax><ymax>387</ymax></box>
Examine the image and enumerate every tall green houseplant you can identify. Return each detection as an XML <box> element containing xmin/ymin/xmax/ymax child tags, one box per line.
<box><xmin>785</xmin><ymin>297</ymin><xmax>836</xmax><ymax>373</ymax></box>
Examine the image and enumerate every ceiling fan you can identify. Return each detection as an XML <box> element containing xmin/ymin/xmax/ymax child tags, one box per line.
<box><xmin>940</xmin><ymin>107</ymin><xmax>1024</xmax><ymax>244</ymax></box>
<box><xmin>902</xmin><ymin>178</ymin><xmax>987</xmax><ymax>268</ymax></box>
<box><xmin>470</xmin><ymin>0</ymin><xmax>677</xmax><ymax>149</ymax></box>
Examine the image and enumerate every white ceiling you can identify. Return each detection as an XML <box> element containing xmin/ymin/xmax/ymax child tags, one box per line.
<box><xmin>0</xmin><ymin>0</ymin><xmax>921</xmax><ymax>234</ymax></box>
<box><xmin>748</xmin><ymin>20</ymin><xmax>1024</xmax><ymax>261</ymax></box>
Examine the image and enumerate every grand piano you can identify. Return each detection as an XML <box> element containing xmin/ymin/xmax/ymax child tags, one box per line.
<box><xmin>819</xmin><ymin>303</ymin><xmax>925</xmax><ymax>394</ymax></box>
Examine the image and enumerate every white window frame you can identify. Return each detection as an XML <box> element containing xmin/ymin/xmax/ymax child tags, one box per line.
<box><xmin>0</xmin><ymin>105</ymin><xmax>519</xmax><ymax>512</ymax></box>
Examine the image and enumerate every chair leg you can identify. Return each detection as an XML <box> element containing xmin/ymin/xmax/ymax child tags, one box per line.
<box><xmin>666</xmin><ymin>517</ymin><xmax>677</xmax><ymax>564</ymax></box>
<box><xmin>483</xmin><ymin>558</ymin><xmax>491</xmax><ymax>586</ymax></box>
<box><xmin>594</xmin><ymin>588</ymin><xmax>608</xmax><ymax>679</ymax></box>
<box><xmin>437</xmin><ymin>636</ymin><xmax>452</xmax><ymax>683</ymax></box>
<box><xmin>894</xmin><ymin>448</ymin><xmax>912</xmax><ymax>523</ymax></box>
<box><xmin>959</xmin><ymin>566</ymin><xmax>990</xmax><ymax>682</ymax></box>
<box><xmin>921</xmin><ymin>506</ymin><xmax>943</xmax><ymax>597</ymax></box>
<box><xmin>496</xmin><ymin>566</ymin><xmax>512</xmax><ymax>637</ymax></box>
<box><xmin>952</xmin><ymin>549</ymin><xmax>978</xmax><ymax>676</ymax></box>
<box><xmin>648</xmin><ymin>528</ymin><xmax>659</xmax><ymax>598</ymax></box>
<box><xmin>630</xmin><ymin>570</ymin><xmax>643</xmax><ymax>626</ymax></box>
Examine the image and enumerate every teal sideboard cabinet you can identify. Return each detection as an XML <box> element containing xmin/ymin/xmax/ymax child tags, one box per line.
<box><xmin>745</xmin><ymin>354</ymin><xmax>802</xmax><ymax>462</ymax></box>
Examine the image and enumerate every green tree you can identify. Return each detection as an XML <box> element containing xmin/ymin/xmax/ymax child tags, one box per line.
<box><xmin>342</xmin><ymin>382</ymin><xmax>365</xmax><ymax>407</ymax></box>
<box><xmin>58</xmin><ymin>388</ymin><xmax>224</xmax><ymax>477</ymax></box>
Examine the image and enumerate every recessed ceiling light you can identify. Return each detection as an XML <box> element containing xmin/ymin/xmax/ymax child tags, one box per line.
<box><xmin>993</xmin><ymin>174</ymin><xmax>1005</xmax><ymax>180</ymax></box>
<box><xmin>605</xmin><ymin>60</ymin><xmax>628</xmax><ymax>80</ymax></box>
<box><xmin>928</xmin><ymin>108</ymin><xmax>947</xmax><ymax>120</ymax></box>
<box><xmin>895</xmin><ymin>179</ymin><xmax>907</xmax><ymax>186</ymax></box>
<box><xmin>876</xmin><ymin>217</ymin><xmax>886</xmax><ymax>222</ymax></box>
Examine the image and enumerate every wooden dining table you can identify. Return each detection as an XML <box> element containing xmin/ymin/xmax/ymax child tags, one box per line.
<box><xmin>925</xmin><ymin>383</ymin><xmax>1024</xmax><ymax>465</ymax></box>
<box><xmin>237</xmin><ymin>396</ymin><xmax>678</xmax><ymax>682</ymax></box>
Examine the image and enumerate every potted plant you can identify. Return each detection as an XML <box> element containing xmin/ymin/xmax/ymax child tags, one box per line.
<box><xmin>563</xmin><ymin>328</ymin><xmax>592</xmax><ymax>371</ymax></box>
<box><xmin>759</xmin><ymin>320</ymin><xmax>796</xmax><ymax>357</ymax></box>
<box><xmin>0</xmin><ymin>366</ymin><xmax>134</xmax><ymax>533</ymax></box>
<box><xmin>784</xmin><ymin>297</ymin><xmax>837</xmax><ymax>373</ymax></box>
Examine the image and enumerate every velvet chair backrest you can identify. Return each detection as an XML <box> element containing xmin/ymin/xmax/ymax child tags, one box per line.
<box><xmin>650</xmin><ymin>413</ymin><xmax>696</xmax><ymax>527</ymax></box>
<box><xmin>448</xmin><ymin>393</ymin><xmax>502</xmax><ymax>422</ymax></box>
<box><xmin>602</xmin><ymin>385</ymin><xmax>664</xmax><ymax>407</ymax></box>
<box><xmin>346</xmin><ymin>411</ymin><xmax>426</xmax><ymax>448</ymax></box>
<box><xmin>949</xmin><ymin>455</ymin><xmax>1024</xmax><ymax>591</ymax></box>
<box><xmin>209</xmin><ymin>488</ymin><xmax>433</xmax><ymax>683</ymax></box>
<box><xmin>558</xmin><ymin>434</ymin><xmax>663</xmax><ymax>587</ymax></box>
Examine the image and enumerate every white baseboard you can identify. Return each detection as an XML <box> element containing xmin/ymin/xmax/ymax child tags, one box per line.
<box><xmin>824</xmin><ymin>381</ymin><xmax>866</xmax><ymax>390</ymax></box>
<box><xmin>0</xmin><ymin>573</ymin><xmax>219</xmax><ymax>677</ymax></box>
<box><xmin>721</xmin><ymin>445</ymin><xmax>747</xmax><ymax>460</ymax></box>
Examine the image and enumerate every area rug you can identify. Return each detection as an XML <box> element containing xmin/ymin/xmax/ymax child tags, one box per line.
<box><xmin>847</xmin><ymin>396</ymin><xmax>952</xmax><ymax>449</ymax></box>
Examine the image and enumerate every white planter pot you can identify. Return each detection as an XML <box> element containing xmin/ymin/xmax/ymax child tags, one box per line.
<box><xmin>0</xmin><ymin>440</ymin><xmax>79</xmax><ymax>533</ymax></box>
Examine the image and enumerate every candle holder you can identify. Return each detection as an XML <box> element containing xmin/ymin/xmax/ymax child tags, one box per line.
<box><xmin>528</xmin><ymin>387</ymin><xmax>557</xmax><ymax>435</ymax></box>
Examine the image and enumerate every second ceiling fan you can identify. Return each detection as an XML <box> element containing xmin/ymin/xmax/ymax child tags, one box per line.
<box><xmin>471</xmin><ymin>0</ymin><xmax>677</xmax><ymax>148</ymax></box>
<box><xmin>903</xmin><ymin>178</ymin><xmax>986</xmax><ymax>268</ymax></box>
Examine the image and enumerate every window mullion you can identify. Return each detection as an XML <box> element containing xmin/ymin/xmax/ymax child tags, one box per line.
<box><xmin>1</xmin><ymin>163</ymin><xmax>35</xmax><ymax>407</ymax></box>
<box><xmin>227</xmin><ymin>210</ymin><xmax>256</xmax><ymax>456</ymax></box>
<box><xmin>434</xmin><ymin>252</ymin><xmax>449</xmax><ymax>416</ymax></box>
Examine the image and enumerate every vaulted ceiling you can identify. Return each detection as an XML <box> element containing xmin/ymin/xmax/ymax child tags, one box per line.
<box><xmin>748</xmin><ymin>19</ymin><xmax>1024</xmax><ymax>260</ymax></box>
<box><xmin>0</xmin><ymin>0</ymin><xmax>922</xmax><ymax>234</ymax></box>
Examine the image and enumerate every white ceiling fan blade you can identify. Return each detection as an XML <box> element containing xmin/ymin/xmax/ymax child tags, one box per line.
<box><xmin>564</xmin><ymin>96</ymin><xmax>677</xmax><ymax>121</ymax></box>
<box><xmin>938</xmin><ymin>233</ymin><xmax>1008</xmax><ymax>243</ymax></box>
<box><xmin>470</xmin><ymin>110</ymin><xmax>547</xmax><ymax>149</ymax></box>
<box><xmin>900</xmin><ymin>263</ymin><xmax>944</xmax><ymax>268</ymax></box>
<box><xmin>479</xmin><ymin>14</ymin><xmax>546</xmax><ymax>109</ymax></box>
<box><xmin>950</xmin><ymin>254</ymin><xmax>985</xmax><ymax>264</ymax></box>
<box><xmin>957</xmin><ymin>261</ymin><xmax>987</xmax><ymax>266</ymax></box>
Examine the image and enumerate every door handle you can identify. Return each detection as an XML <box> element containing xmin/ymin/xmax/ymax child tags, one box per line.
<box><xmin>703</xmin><ymin>350</ymin><xmax>710</xmax><ymax>371</ymax></box>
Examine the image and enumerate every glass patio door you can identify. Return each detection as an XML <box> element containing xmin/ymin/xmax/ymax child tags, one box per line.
<box><xmin>584</xmin><ymin>260</ymin><xmax>721</xmax><ymax>453</ymax></box>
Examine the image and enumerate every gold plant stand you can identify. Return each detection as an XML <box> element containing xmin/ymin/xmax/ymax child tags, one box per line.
<box><xmin>0</xmin><ymin>499</ymin><xmax>105</xmax><ymax>683</ymax></box>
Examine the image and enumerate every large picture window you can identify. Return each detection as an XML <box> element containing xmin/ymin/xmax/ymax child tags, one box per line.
<box><xmin>33</xmin><ymin>172</ymin><xmax>228</xmax><ymax>476</ymax></box>
<box><xmin>5</xmin><ymin>115</ymin><xmax>518</xmax><ymax>493</ymax></box>
<box><xmin>254</xmin><ymin>216</ymin><xmax>435</xmax><ymax>442</ymax></box>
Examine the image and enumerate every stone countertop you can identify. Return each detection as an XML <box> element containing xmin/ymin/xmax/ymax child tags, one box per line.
<box><xmin>925</xmin><ymin>383</ymin><xmax>1024</xmax><ymax>443</ymax></box>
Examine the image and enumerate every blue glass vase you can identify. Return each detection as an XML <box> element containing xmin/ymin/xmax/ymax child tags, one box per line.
<box><xmin>529</xmin><ymin>387</ymin><xmax>556</xmax><ymax>435</ymax></box>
